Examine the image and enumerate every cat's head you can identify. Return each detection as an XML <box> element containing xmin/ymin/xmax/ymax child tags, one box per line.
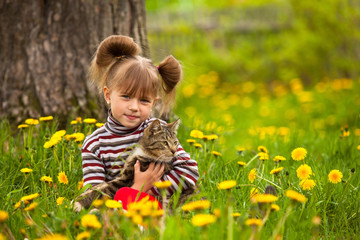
<box><xmin>140</xmin><ymin>119</ymin><xmax>180</xmax><ymax>162</ymax></box>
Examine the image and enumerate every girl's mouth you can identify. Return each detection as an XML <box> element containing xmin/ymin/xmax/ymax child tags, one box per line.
<box><xmin>125</xmin><ymin>115</ymin><xmax>138</xmax><ymax>120</ymax></box>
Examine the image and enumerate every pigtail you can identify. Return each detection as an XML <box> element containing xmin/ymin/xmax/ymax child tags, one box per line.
<box><xmin>157</xmin><ymin>55</ymin><xmax>182</xmax><ymax>112</ymax></box>
<box><xmin>89</xmin><ymin>35</ymin><xmax>140</xmax><ymax>92</ymax></box>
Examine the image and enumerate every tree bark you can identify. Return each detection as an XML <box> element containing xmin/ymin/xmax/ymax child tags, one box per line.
<box><xmin>0</xmin><ymin>0</ymin><xmax>149</xmax><ymax>124</ymax></box>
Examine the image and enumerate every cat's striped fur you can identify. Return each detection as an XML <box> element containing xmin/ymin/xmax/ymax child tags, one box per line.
<box><xmin>74</xmin><ymin>119</ymin><xmax>185</xmax><ymax>211</ymax></box>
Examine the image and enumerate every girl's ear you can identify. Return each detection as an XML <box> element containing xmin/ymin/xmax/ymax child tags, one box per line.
<box><xmin>104</xmin><ymin>86</ymin><xmax>111</xmax><ymax>104</ymax></box>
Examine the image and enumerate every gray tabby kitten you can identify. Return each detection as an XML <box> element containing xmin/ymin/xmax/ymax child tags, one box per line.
<box><xmin>74</xmin><ymin>119</ymin><xmax>190</xmax><ymax>212</ymax></box>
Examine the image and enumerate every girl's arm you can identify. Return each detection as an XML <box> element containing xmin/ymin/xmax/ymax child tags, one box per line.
<box><xmin>81</xmin><ymin>148</ymin><xmax>106</xmax><ymax>187</ymax></box>
<box><xmin>149</xmin><ymin>144</ymin><xmax>199</xmax><ymax>196</ymax></box>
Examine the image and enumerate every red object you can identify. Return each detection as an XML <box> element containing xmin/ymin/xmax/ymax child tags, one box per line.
<box><xmin>114</xmin><ymin>187</ymin><xmax>162</xmax><ymax>210</ymax></box>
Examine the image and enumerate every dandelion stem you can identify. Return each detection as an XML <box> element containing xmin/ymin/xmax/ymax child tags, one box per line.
<box><xmin>338</xmin><ymin>174</ymin><xmax>352</xmax><ymax>205</ymax></box>
<box><xmin>246</xmin><ymin>154</ymin><xmax>259</xmax><ymax>167</ymax></box>
<box><xmin>271</xmin><ymin>205</ymin><xmax>293</xmax><ymax>240</ymax></box>
<box><xmin>256</xmin><ymin>175</ymin><xmax>282</xmax><ymax>190</ymax></box>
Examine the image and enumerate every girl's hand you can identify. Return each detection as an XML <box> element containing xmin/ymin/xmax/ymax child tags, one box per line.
<box><xmin>131</xmin><ymin>161</ymin><xmax>165</xmax><ymax>193</ymax></box>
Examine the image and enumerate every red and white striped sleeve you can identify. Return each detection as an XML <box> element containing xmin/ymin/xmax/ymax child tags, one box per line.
<box><xmin>150</xmin><ymin>144</ymin><xmax>199</xmax><ymax>196</ymax></box>
<box><xmin>81</xmin><ymin>137</ymin><xmax>106</xmax><ymax>187</ymax></box>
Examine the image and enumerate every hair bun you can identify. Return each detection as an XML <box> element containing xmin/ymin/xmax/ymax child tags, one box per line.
<box><xmin>96</xmin><ymin>35</ymin><xmax>140</xmax><ymax>67</ymax></box>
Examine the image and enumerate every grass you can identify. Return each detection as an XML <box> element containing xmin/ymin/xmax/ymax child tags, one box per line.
<box><xmin>0</xmin><ymin>76</ymin><xmax>359</xmax><ymax>239</ymax></box>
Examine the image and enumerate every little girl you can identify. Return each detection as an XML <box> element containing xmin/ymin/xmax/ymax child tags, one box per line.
<box><xmin>81</xmin><ymin>35</ymin><xmax>199</xmax><ymax>208</ymax></box>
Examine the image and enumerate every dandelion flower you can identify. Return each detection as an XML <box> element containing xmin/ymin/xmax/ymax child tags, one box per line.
<box><xmin>0</xmin><ymin>210</ymin><xmax>9</xmax><ymax>222</ymax></box>
<box><xmin>40</xmin><ymin>176</ymin><xmax>53</xmax><ymax>183</ymax></box>
<box><xmin>76</xmin><ymin>231</ymin><xmax>91</xmax><ymax>240</ymax></box>
<box><xmin>36</xmin><ymin>233</ymin><xmax>67</xmax><ymax>240</ymax></box>
<box><xmin>190</xmin><ymin>130</ymin><xmax>204</xmax><ymax>139</ymax></box>
<box><xmin>194</xmin><ymin>143</ymin><xmax>202</xmax><ymax>149</ymax></box>
<box><xmin>18</xmin><ymin>124</ymin><xmax>29</xmax><ymax>129</ymax></box>
<box><xmin>191</xmin><ymin>214</ymin><xmax>217</xmax><ymax>227</ymax></box>
<box><xmin>24</xmin><ymin>202</ymin><xmax>38</xmax><ymax>211</ymax></box>
<box><xmin>291</xmin><ymin>147</ymin><xmax>307</xmax><ymax>161</ymax></box>
<box><xmin>182</xmin><ymin>200</ymin><xmax>211</xmax><ymax>212</ymax></box>
<box><xmin>25</xmin><ymin>118</ymin><xmax>39</xmax><ymax>125</ymax></box>
<box><xmin>154</xmin><ymin>180</ymin><xmax>172</xmax><ymax>189</ymax></box>
<box><xmin>250</xmin><ymin>188</ymin><xmax>259</xmax><ymax>198</ymax></box>
<box><xmin>21</xmin><ymin>193</ymin><xmax>39</xmax><ymax>202</ymax></box>
<box><xmin>270</xmin><ymin>167</ymin><xmax>284</xmax><ymax>175</ymax></box>
<box><xmin>271</xmin><ymin>204</ymin><xmax>280</xmax><ymax>211</ymax></box>
<box><xmin>81</xmin><ymin>214</ymin><xmax>102</xmax><ymax>229</ymax></box>
<box><xmin>328</xmin><ymin>170</ymin><xmax>343</xmax><ymax>184</ymax></box>
<box><xmin>211</xmin><ymin>151</ymin><xmax>222</xmax><ymax>157</ymax></box>
<box><xmin>105</xmin><ymin>200</ymin><xmax>122</xmax><ymax>209</ymax></box>
<box><xmin>206</xmin><ymin>134</ymin><xmax>218</xmax><ymax>141</ymax></box>
<box><xmin>232</xmin><ymin>213</ymin><xmax>241</xmax><ymax>217</ymax></box>
<box><xmin>273</xmin><ymin>155</ymin><xmax>286</xmax><ymax>162</ymax></box>
<box><xmin>296</xmin><ymin>164</ymin><xmax>313</xmax><ymax>180</ymax></box>
<box><xmin>257</xmin><ymin>146</ymin><xmax>268</xmax><ymax>153</ymax></box>
<box><xmin>83</xmin><ymin>118</ymin><xmax>97</xmax><ymax>124</ymax></box>
<box><xmin>132</xmin><ymin>214</ymin><xmax>143</xmax><ymax>225</ymax></box>
<box><xmin>93</xmin><ymin>200</ymin><xmax>103</xmax><ymax>208</ymax></box>
<box><xmin>253</xmin><ymin>194</ymin><xmax>278</xmax><ymax>203</ymax></box>
<box><xmin>78</xmin><ymin>180</ymin><xmax>84</xmax><ymax>190</ymax></box>
<box><xmin>245</xmin><ymin>218</ymin><xmax>262</xmax><ymax>226</ymax></box>
<box><xmin>217</xmin><ymin>180</ymin><xmax>236</xmax><ymax>190</ymax></box>
<box><xmin>236</xmin><ymin>146</ymin><xmax>245</xmax><ymax>154</ymax></box>
<box><xmin>285</xmin><ymin>190</ymin><xmax>307</xmax><ymax>203</ymax></box>
<box><xmin>258</xmin><ymin>152</ymin><xmax>269</xmax><ymax>160</ymax></box>
<box><xmin>39</xmin><ymin>116</ymin><xmax>54</xmax><ymax>121</ymax></box>
<box><xmin>20</xmin><ymin>168</ymin><xmax>33</xmax><ymax>174</ymax></box>
<box><xmin>70</xmin><ymin>120</ymin><xmax>78</xmax><ymax>125</ymax></box>
<box><xmin>57</xmin><ymin>171</ymin><xmax>69</xmax><ymax>185</ymax></box>
<box><xmin>96</xmin><ymin>123</ymin><xmax>104</xmax><ymax>128</ymax></box>
<box><xmin>186</xmin><ymin>139</ymin><xmax>196</xmax><ymax>144</ymax></box>
<box><xmin>299</xmin><ymin>179</ymin><xmax>316</xmax><ymax>190</ymax></box>
<box><xmin>237</xmin><ymin>161</ymin><xmax>246</xmax><ymax>166</ymax></box>
<box><xmin>56</xmin><ymin>197</ymin><xmax>65</xmax><ymax>206</ymax></box>
<box><xmin>248</xmin><ymin>168</ymin><xmax>256</xmax><ymax>183</ymax></box>
<box><xmin>357</xmin><ymin>145</ymin><xmax>360</xmax><ymax>150</ymax></box>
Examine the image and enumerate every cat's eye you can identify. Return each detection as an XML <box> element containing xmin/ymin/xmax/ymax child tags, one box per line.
<box><xmin>163</xmin><ymin>141</ymin><xmax>168</xmax><ymax>146</ymax></box>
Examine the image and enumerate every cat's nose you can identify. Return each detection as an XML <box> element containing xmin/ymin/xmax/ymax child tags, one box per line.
<box><xmin>172</xmin><ymin>150</ymin><xmax>177</xmax><ymax>157</ymax></box>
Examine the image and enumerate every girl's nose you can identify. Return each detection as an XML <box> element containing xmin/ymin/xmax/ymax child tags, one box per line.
<box><xmin>128</xmin><ymin>99</ymin><xmax>139</xmax><ymax>111</ymax></box>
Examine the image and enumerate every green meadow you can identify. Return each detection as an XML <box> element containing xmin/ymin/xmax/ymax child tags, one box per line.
<box><xmin>0</xmin><ymin>76</ymin><xmax>359</xmax><ymax>239</ymax></box>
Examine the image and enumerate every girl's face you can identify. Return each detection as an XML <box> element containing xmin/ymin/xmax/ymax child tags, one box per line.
<box><xmin>104</xmin><ymin>86</ymin><xmax>157</xmax><ymax>128</ymax></box>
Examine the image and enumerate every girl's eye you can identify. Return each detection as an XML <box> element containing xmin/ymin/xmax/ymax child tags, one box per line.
<box><xmin>140</xmin><ymin>99</ymin><xmax>150</xmax><ymax>103</ymax></box>
<box><xmin>121</xmin><ymin>95</ymin><xmax>130</xmax><ymax>99</ymax></box>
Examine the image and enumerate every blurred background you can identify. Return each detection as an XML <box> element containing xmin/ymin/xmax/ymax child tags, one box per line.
<box><xmin>145</xmin><ymin>0</ymin><xmax>360</xmax><ymax>152</ymax></box>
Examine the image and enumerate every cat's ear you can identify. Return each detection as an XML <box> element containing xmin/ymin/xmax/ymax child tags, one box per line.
<box><xmin>167</xmin><ymin>119</ymin><xmax>181</xmax><ymax>134</ymax></box>
<box><xmin>147</xmin><ymin>119</ymin><xmax>163</xmax><ymax>135</ymax></box>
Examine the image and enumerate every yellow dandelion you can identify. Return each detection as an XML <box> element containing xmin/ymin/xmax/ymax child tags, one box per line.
<box><xmin>36</xmin><ymin>233</ymin><xmax>67</xmax><ymax>240</ymax></box>
<box><xmin>245</xmin><ymin>218</ymin><xmax>262</xmax><ymax>226</ymax></box>
<box><xmin>154</xmin><ymin>180</ymin><xmax>172</xmax><ymax>189</ymax></box>
<box><xmin>254</xmin><ymin>194</ymin><xmax>278</xmax><ymax>203</ymax></box>
<box><xmin>81</xmin><ymin>214</ymin><xmax>102</xmax><ymax>229</ymax></box>
<box><xmin>250</xmin><ymin>188</ymin><xmax>259</xmax><ymax>198</ymax></box>
<box><xmin>232</xmin><ymin>213</ymin><xmax>241</xmax><ymax>217</ymax></box>
<box><xmin>237</xmin><ymin>161</ymin><xmax>246</xmax><ymax>166</ymax></box>
<box><xmin>299</xmin><ymin>179</ymin><xmax>316</xmax><ymax>190</ymax></box>
<box><xmin>40</xmin><ymin>176</ymin><xmax>53</xmax><ymax>183</ymax></box>
<box><xmin>14</xmin><ymin>201</ymin><xmax>22</xmax><ymax>209</ymax></box>
<box><xmin>25</xmin><ymin>118</ymin><xmax>39</xmax><ymax>125</ymax></box>
<box><xmin>211</xmin><ymin>151</ymin><xmax>222</xmax><ymax>157</ymax></box>
<box><xmin>213</xmin><ymin>208</ymin><xmax>221</xmax><ymax>217</ymax></box>
<box><xmin>18</xmin><ymin>124</ymin><xmax>29</xmax><ymax>129</ymax></box>
<box><xmin>131</xmin><ymin>214</ymin><xmax>143</xmax><ymax>225</ymax></box>
<box><xmin>296</xmin><ymin>164</ymin><xmax>313</xmax><ymax>180</ymax></box>
<box><xmin>236</xmin><ymin>146</ymin><xmax>245</xmax><ymax>153</ymax></box>
<box><xmin>39</xmin><ymin>116</ymin><xmax>54</xmax><ymax>121</ymax></box>
<box><xmin>270</xmin><ymin>167</ymin><xmax>284</xmax><ymax>175</ymax></box>
<box><xmin>83</xmin><ymin>118</ymin><xmax>97</xmax><ymax>124</ymax></box>
<box><xmin>56</xmin><ymin>197</ymin><xmax>65</xmax><ymax>206</ymax></box>
<box><xmin>248</xmin><ymin>168</ymin><xmax>256</xmax><ymax>183</ymax></box>
<box><xmin>182</xmin><ymin>200</ymin><xmax>211</xmax><ymax>212</ymax></box>
<box><xmin>78</xmin><ymin>179</ymin><xmax>84</xmax><ymax>190</ymax></box>
<box><xmin>285</xmin><ymin>190</ymin><xmax>307</xmax><ymax>203</ymax></box>
<box><xmin>21</xmin><ymin>193</ymin><xmax>39</xmax><ymax>202</ymax></box>
<box><xmin>271</xmin><ymin>204</ymin><xmax>280</xmax><ymax>211</ymax></box>
<box><xmin>194</xmin><ymin>143</ymin><xmax>203</xmax><ymax>149</ymax></box>
<box><xmin>206</xmin><ymin>134</ymin><xmax>218</xmax><ymax>141</ymax></box>
<box><xmin>190</xmin><ymin>130</ymin><xmax>204</xmax><ymax>139</ymax></box>
<box><xmin>357</xmin><ymin>145</ymin><xmax>360</xmax><ymax>150</ymax></box>
<box><xmin>20</xmin><ymin>168</ymin><xmax>33</xmax><ymax>174</ymax></box>
<box><xmin>53</xmin><ymin>130</ymin><xmax>66</xmax><ymax>138</ymax></box>
<box><xmin>258</xmin><ymin>152</ymin><xmax>269</xmax><ymax>160</ymax></box>
<box><xmin>217</xmin><ymin>180</ymin><xmax>236</xmax><ymax>190</ymax></box>
<box><xmin>0</xmin><ymin>233</ymin><xmax>6</xmax><ymax>240</ymax></box>
<box><xmin>24</xmin><ymin>202</ymin><xmax>38</xmax><ymax>211</ymax></box>
<box><xmin>257</xmin><ymin>146</ymin><xmax>268</xmax><ymax>153</ymax></box>
<box><xmin>95</xmin><ymin>123</ymin><xmax>104</xmax><ymax>128</ymax></box>
<box><xmin>152</xmin><ymin>209</ymin><xmax>164</xmax><ymax>217</ymax></box>
<box><xmin>76</xmin><ymin>231</ymin><xmax>91</xmax><ymax>240</ymax></box>
<box><xmin>273</xmin><ymin>155</ymin><xmax>286</xmax><ymax>162</ymax></box>
<box><xmin>191</xmin><ymin>213</ymin><xmax>217</xmax><ymax>227</ymax></box>
<box><xmin>92</xmin><ymin>199</ymin><xmax>104</xmax><ymax>208</ymax></box>
<box><xmin>0</xmin><ymin>210</ymin><xmax>9</xmax><ymax>222</ymax></box>
<box><xmin>57</xmin><ymin>171</ymin><xmax>69</xmax><ymax>185</ymax></box>
<box><xmin>186</xmin><ymin>139</ymin><xmax>196</xmax><ymax>144</ymax></box>
<box><xmin>70</xmin><ymin>120</ymin><xmax>78</xmax><ymax>125</ymax></box>
<box><xmin>291</xmin><ymin>147</ymin><xmax>307</xmax><ymax>161</ymax></box>
<box><xmin>328</xmin><ymin>170</ymin><xmax>343</xmax><ymax>184</ymax></box>
<box><xmin>105</xmin><ymin>200</ymin><xmax>122</xmax><ymax>209</ymax></box>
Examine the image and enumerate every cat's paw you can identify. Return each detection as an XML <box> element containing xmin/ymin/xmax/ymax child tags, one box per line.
<box><xmin>73</xmin><ymin>201</ymin><xmax>83</xmax><ymax>212</ymax></box>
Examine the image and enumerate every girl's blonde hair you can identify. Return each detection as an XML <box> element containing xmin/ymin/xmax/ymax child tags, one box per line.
<box><xmin>89</xmin><ymin>35</ymin><xmax>182</xmax><ymax>114</ymax></box>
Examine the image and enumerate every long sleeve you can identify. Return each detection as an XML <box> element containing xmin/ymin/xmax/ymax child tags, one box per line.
<box><xmin>150</xmin><ymin>144</ymin><xmax>199</xmax><ymax>196</ymax></box>
<box><xmin>81</xmin><ymin>141</ymin><xmax>106</xmax><ymax>187</ymax></box>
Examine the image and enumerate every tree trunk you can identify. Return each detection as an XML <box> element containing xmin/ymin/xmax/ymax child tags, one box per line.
<box><xmin>0</xmin><ymin>0</ymin><xmax>149</xmax><ymax>124</ymax></box>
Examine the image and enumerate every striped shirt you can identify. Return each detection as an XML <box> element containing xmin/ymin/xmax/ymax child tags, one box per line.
<box><xmin>81</xmin><ymin>114</ymin><xmax>199</xmax><ymax>196</ymax></box>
